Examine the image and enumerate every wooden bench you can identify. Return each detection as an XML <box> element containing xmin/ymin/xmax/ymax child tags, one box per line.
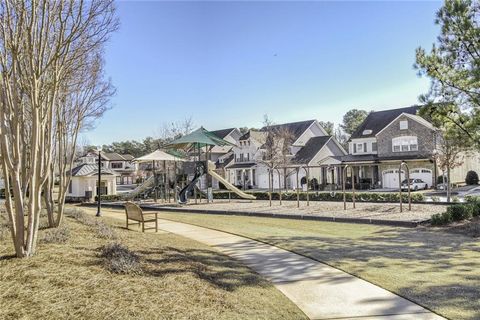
<box><xmin>124</xmin><ymin>201</ymin><xmax>158</xmax><ymax>232</ymax></box>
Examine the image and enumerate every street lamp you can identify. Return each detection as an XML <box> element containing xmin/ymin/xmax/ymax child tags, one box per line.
<box><xmin>432</xmin><ymin>148</ymin><xmax>438</xmax><ymax>189</ymax></box>
<box><xmin>96</xmin><ymin>146</ymin><xmax>102</xmax><ymax>217</ymax></box>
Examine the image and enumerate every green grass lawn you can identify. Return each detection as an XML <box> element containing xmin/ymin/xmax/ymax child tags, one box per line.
<box><xmin>153</xmin><ymin>211</ymin><xmax>480</xmax><ymax>320</ymax></box>
<box><xmin>0</xmin><ymin>212</ymin><xmax>306</xmax><ymax>320</ymax></box>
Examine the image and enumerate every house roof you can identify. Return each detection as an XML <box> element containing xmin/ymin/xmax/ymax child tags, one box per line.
<box><xmin>122</xmin><ymin>154</ymin><xmax>135</xmax><ymax>161</ymax></box>
<box><xmin>350</xmin><ymin>106</ymin><xmax>421</xmax><ymax>139</ymax></box>
<box><xmin>239</xmin><ymin>130</ymin><xmax>267</xmax><ymax>143</ymax></box>
<box><xmin>101</xmin><ymin>152</ymin><xmax>126</xmax><ymax>161</ymax></box>
<box><xmin>260</xmin><ymin>119</ymin><xmax>316</xmax><ymax>142</ymax></box>
<box><xmin>226</xmin><ymin>162</ymin><xmax>256</xmax><ymax>169</ymax></box>
<box><xmin>69</xmin><ymin>164</ymin><xmax>118</xmax><ymax>177</ymax></box>
<box><xmin>292</xmin><ymin>136</ymin><xmax>331</xmax><ymax>164</ymax></box>
<box><xmin>210</xmin><ymin>128</ymin><xmax>236</xmax><ymax>139</ymax></box>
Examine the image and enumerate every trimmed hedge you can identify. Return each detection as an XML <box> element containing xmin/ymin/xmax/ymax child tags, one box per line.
<box><xmin>95</xmin><ymin>194</ymin><xmax>123</xmax><ymax>202</ymax></box>
<box><xmin>431</xmin><ymin>199</ymin><xmax>480</xmax><ymax>226</ymax></box>
<box><xmin>213</xmin><ymin>191</ymin><xmax>425</xmax><ymax>203</ymax></box>
<box><xmin>465</xmin><ymin>170</ymin><xmax>479</xmax><ymax>185</ymax></box>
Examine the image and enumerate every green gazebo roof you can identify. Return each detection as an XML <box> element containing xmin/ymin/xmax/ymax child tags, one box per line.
<box><xmin>165</xmin><ymin>127</ymin><xmax>236</xmax><ymax>149</ymax></box>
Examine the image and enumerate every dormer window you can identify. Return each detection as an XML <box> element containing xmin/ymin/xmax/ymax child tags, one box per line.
<box><xmin>399</xmin><ymin>120</ymin><xmax>408</xmax><ymax>130</ymax></box>
<box><xmin>362</xmin><ymin>129</ymin><xmax>372</xmax><ymax>135</ymax></box>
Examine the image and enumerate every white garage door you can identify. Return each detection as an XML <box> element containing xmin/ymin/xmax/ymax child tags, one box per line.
<box><xmin>382</xmin><ymin>169</ymin><xmax>405</xmax><ymax>189</ymax></box>
<box><xmin>410</xmin><ymin>168</ymin><xmax>432</xmax><ymax>188</ymax></box>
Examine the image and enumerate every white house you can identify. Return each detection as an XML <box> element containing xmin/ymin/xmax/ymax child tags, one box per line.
<box><xmin>67</xmin><ymin>163</ymin><xmax>118</xmax><ymax>201</ymax></box>
<box><xmin>225</xmin><ymin>120</ymin><xmax>347</xmax><ymax>190</ymax></box>
<box><xmin>77</xmin><ymin>151</ymin><xmax>137</xmax><ymax>185</ymax></box>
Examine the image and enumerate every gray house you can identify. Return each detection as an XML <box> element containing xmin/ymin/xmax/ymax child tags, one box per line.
<box><xmin>343</xmin><ymin>106</ymin><xmax>438</xmax><ymax>189</ymax></box>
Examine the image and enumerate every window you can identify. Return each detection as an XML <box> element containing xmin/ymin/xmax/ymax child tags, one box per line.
<box><xmin>353</xmin><ymin>143</ymin><xmax>357</xmax><ymax>153</ymax></box>
<box><xmin>236</xmin><ymin>171</ymin><xmax>242</xmax><ymax>183</ymax></box>
<box><xmin>372</xmin><ymin>142</ymin><xmax>378</xmax><ymax>152</ymax></box>
<box><xmin>247</xmin><ymin>153</ymin><xmax>250</xmax><ymax>161</ymax></box>
<box><xmin>239</xmin><ymin>154</ymin><xmax>244</xmax><ymax>162</ymax></box>
<box><xmin>252</xmin><ymin>169</ymin><xmax>256</xmax><ymax>185</ymax></box>
<box><xmin>400</xmin><ymin>120</ymin><xmax>408</xmax><ymax>130</ymax></box>
<box><xmin>357</xmin><ymin>143</ymin><xmax>363</xmax><ymax>152</ymax></box>
<box><xmin>363</xmin><ymin>142</ymin><xmax>367</xmax><ymax>152</ymax></box>
<box><xmin>111</xmin><ymin>162</ymin><xmax>123</xmax><ymax>169</ymax></box>
<box><xmin>68</xmin><ymin>181</ymin><xmax>72</xmax><ymax>193</ymax></box>
<box><xmin>392</xmin><ymin>136</ymin><xmax>418</xmax><ymax>152</ymax></box>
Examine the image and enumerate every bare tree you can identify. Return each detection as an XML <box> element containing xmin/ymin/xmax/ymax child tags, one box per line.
<box><xmin>157</xmin><ymin>117</ymin><xmax>195</xmax><ymax>144</ymax></box>
<box><xmin>260</xmin><ymin>115</ymin><xmax>294</xmax><ymax>193</ymax></box>
<box><xmin>0</xmin><ymin>0</ymin><xmax>118</xmax><ymax>257</ymax></box>
<box><xmin>45</xmin><ymin>53</ymin><xmax>115</xmax><ymax>227</ymax></box>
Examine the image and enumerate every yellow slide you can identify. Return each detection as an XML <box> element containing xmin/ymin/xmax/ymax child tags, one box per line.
<box><xmin>208</xmin><ymin>169</ymin><xmax>256</xmax><ymax>200</ymax></box>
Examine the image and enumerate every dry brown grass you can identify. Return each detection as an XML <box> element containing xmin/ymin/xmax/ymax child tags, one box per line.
<box><xmin>0</xmin><ymin>210</ymin><xmax>305</xmax><ymax>320</ymax></box>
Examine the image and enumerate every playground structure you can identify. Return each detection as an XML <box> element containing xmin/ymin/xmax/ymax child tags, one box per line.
<box><xmin>121</xmin><ymin>149</ymin><xmax>185</xmax><ymax>202</ymax></box>
<box><xmin>166</xmin><ymin>127</ymin><xmax>257</xmax><ymax>204</ymax></box>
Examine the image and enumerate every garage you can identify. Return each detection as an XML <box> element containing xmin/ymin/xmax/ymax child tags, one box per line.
<box><xmin>410</xmin><ymin>168</ymin><xmax>432</xmax><ymax>188</ymax></box>
<box><xmin>382</xmin><ymin>168</ymin><xmax>432</xmax><ymax>189</ymax></box>
<box><xmin>382</xmin><ymin>169</ymin><xmax>405</xmax><ymax>189</ymax></box>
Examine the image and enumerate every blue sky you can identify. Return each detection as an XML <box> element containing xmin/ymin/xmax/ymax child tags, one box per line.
<box><xmin>85</xmin><ymin>0</ymin><xmax>442</xmax><ymax>145</ymax></box>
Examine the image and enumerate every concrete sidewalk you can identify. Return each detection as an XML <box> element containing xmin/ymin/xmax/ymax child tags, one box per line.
<box><xmin>157</xmin><ymin>218</ymin><xmax>444</xmax><ymax>320</ymax></box>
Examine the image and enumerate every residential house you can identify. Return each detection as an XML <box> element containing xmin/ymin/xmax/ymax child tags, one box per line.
<box><xmin>342</xmin><ymin>105</ymin><xmax>439</xmax><ymax>189</ymax></box>
<box><xmin>77</xmin><ymin>151</ymin><xmax>137</xmax><ymax>185</ymax></box>
<box><xmin>225</xmin><ymin>120</ymin><xmax>347</xmax><ymax>190</ymax></box>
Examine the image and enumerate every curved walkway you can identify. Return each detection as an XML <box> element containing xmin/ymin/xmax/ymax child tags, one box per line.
<box><xmin>157</xmin><ymin>218</ymin><xmax>445</xmax><ymax>320</ymax></box>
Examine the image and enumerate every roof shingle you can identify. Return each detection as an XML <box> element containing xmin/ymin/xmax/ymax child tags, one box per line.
<box><xmin>350</xmin><ymin>106</ymin><xmax>421</xmax><ymax>139</ymax></box>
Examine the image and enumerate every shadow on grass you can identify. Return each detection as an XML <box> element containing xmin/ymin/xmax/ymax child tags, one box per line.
<box><xmin>0</xmin><ymin>254</ymin><xmax>16</xmax><ymax>261</ymax></box>
<box><xmin>139</xmin><ymin>246</ymin><xmax>268</xmax><ymax>291</ymax></box>
<box><xmin>253</xmin><ymin>228</ymin><xmax>480</xmax><ymax>319</ymax></box>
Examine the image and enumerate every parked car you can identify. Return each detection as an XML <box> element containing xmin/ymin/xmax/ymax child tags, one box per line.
<box><xmin>401</xmin><ymin>178</ymin><xmax>428</xmax><ymax>191</ymax></box>
<box><xmin>436</xmin><ymin>182</ymin><xmax>448</xmax><ymax>190</ymax></box>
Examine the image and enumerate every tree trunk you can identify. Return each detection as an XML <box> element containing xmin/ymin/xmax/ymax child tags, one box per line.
<box><xmin>447</xmin><ymin>167</ymin><xmax>451</xmax><ymax>203</ymax></box>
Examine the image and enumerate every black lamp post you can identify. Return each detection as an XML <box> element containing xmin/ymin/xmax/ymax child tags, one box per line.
<box><xmin>96</xmin><ymin>146</ymin><xmax>102</xmax><ymax>217</ymax></box>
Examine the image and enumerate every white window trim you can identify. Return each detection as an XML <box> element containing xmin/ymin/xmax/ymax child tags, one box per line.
<box><xmin>392</xmin><ymin>136</ymin><xmax>418</xmax><ymax>152</ymax></box>
<box><xmin>399</xmin><ymin>120</ymin><xmax>408</xmax><ymax>130</ymax></box>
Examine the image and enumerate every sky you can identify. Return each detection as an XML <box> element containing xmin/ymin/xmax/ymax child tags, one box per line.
<box><xmin>85</xmin><ymin>0</ymin><xmax>443</xmax><ymax>145</ymax></box>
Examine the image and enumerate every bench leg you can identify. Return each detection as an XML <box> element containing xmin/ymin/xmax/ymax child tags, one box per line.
<box><xmin>126</xmin><ymin>218</ymin><xmax>128</xmax><ymax>230</ymax></box>
<box><xmin>142</xmin><ymin>221</ymin><xmax>145</xmax><ymax>233</ymax></box>
<box><xmin>155</xmin><ymin>213</ymin><xmax>158</xmax><ymax>232</ymax></box>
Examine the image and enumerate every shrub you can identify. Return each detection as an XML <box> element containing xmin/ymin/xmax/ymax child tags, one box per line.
<box><xmin>431</xmin><ymin>212</ymin><xmax>452</xmax><ymax>226</ymax></box>
<box><xmin>100</xmin><ymin>242</ymin><xmax>141</xmax><ymax>275</ymax></box>
<box><xmin>94</xmin><ymin>194</ymin><xmax>122</xmax><ymax>202</ymax></box>
<box><xmin>40</xmin><ymin>225</ymin><xmax>70</xmax><ymax>244</ymax></box>
<box><xmin>465</xmin><ymin>196</ymin><xmax>480</xmax><ymax>217</ymax></box>
<box><xmin>213</xmin><ymin>191</ymin><xmax>425</xmax><ymax>203</ymax></box>
<box><xmin>95</xmin><ymin>221</ymin><xmax>118</xmax><ymax>240</ymax></box>
<box><xmin>465</xmin><ymin>170</ymin><xmax>479</xmax><ymax>185</ymax></box>
<box><xmin>447</xmin><ymin>204</ymin><xmax>473</xmax><ymax>221</ymax></box>
<box><xmin>430</xmin><ymin>196</ymin><xmax>440</xmax><ymax>202</ymax></box>
<box><xmin>65</xmin><ymin>207</ymin><xmax>117</xmax><ymax>239</ymax></box>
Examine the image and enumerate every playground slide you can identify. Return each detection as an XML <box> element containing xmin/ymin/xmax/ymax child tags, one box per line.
<box><xmin>178</xmin><ymin>171</ymin><xmax>202</xmax><ymax>204</ymax></box>
<box><xmin>121</xmin><ymin>176</ymin><xmax>155</xmax><ymax>200</ymax></box>
<box><xmin>208</xmin><ymin>169</ymin><xmax>256</xmax><ymax>200</ymax></box>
